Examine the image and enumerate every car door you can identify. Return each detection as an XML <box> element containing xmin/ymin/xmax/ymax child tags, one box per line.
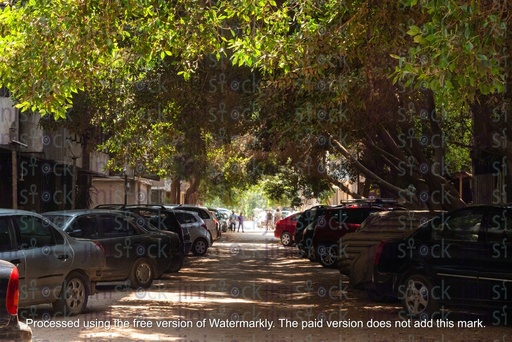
<box><xmin>12</xmin><ymin>214</ymin><xmax>73</xmax><ymax>305</ymax></box>
<box><xmin>479</xmin><ymin>207</ymin><xmax>512</xmax><ymax>309</ymax></box>
<box><xmin>429</xmin><ymin>208</ymin><xmax>487</xmax><ymax>304</ymax></box>
<box><xmin>100</xmin><ymin>213</ymin><xmax>154</xmax><ymax>279</ymax></box>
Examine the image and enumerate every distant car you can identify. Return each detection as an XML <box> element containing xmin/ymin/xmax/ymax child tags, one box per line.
<box><xmin>0</xmin><ymin>209</ymin><xmax>105</xmax><ymax>316</ymax></box>
<box><xmin>166</xmin><ymin>205</ymin><xmax>220</xmax><ymax>241</ymax></box>
<box><xmin>0</xmin><ymin>260</ymin><xmax>32</xmax><ymax>341</ymax></box>
<box><xmin>337</xmin><ymin>210</ymin><xmax>440</xmax><ymax>299</ymax></box>
<box><xmin>274</xmin><ymin>212</ymin><xmax>302</xmax><ymax>246</ymax></box>
<box><xmin>373</xmin><ymin>205</ymin><xmax>512</xmax><ymax>319</ymax></box>
<box><xmin>44</xmin><ymin>209</ymin><xmax>179</xmax><ymax>289</ymax></box>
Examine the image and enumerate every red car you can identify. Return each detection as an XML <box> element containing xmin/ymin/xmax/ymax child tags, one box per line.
<box><xmin>274</xmin><ymin>212</ymin><xmax>302</xmax><ymax>246</ymax></box>
<box><xmin>311</xmin><ymin>205</ymin><xmax>395</xmax><ymax>268</ymax></box>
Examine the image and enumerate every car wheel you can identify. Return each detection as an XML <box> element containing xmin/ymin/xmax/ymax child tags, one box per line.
<box><xmin>129</xmin><ymin>258</ymin><xmax>154</xmax><ymax>289</ymax></box>
<box><xmin>318</xmin><ymin>245</ymin><xmax>338</xmax><ymax>268</ymax></box>
<box><xmin>167</xmin><ymin>253</ymin><xmax>184</xmax><ymax>273</ymax></box>
<box><xmin>192</xmin><ymin>238</ymin><xmax>208</xmax><ymax>256</ymax></box>
<box><xmin>402</xmin><ymin>274</ymin><xmax>439</xmax><ymax>319</ymax></box>
<box><xmin>53</xmin><ymin>272</ymin><xmax>89</xmax><ymax>316</ymax></box>
<box><xmin>280</xmin><ymin>232</ymin><xmax>292</xmax><ymax>246</ymax></box>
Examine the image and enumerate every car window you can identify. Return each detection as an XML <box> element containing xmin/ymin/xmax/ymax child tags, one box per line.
<box><xmin>70</xmin><ymin>215</ymin><xmax>100</xmax><ymax>239</ymax></box>
<box><xmin>99</xmin><ymin>215</ymin><xmax>138</xmax><ymax>238</ymax></box>
<box><xmin>197</xmin><ymin>210</ymin><xmax>210</xmax><ymax>220</ymax></box>
<box><xmin>0</xmin><ymin>217</ymin><xmax>14</xmax><ymax>251</ymax></box>
<box><xmin>14</xmin><ymin>215</ymin><xmax>60</xmax><ymax>248</ymax></box>
<box><xmin>175</xmin><ymin>212</ymin><xmax>197</xmax><ymax>224</ymax></box>
<box><xmin>486</xmin><ymin>209</ymin><xmax>512</xmax><ymax>243</ymax></box>
<box><xmin>433</xmin><ymin>210</ymin><xmax>484</xmax><ymax>242</ymax></box>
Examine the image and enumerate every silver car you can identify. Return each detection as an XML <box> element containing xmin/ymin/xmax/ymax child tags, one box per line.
<box><xmin>170</xmin><ymin>210</ymin><xmax>212</xmax><ymax>256</ymax></box>
<box><xmin>0</xmin><ymin>209</ymin><xmax>105</xmax><ymax>316</ymax></box>
<box><xmin>167</xmin><ymin>205</ymin><xmax>220</xmax><ymax>241</ymax></box>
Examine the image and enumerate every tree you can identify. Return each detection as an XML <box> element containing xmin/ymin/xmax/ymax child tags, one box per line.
<box><xmin>2</xmin><ymin>0</ymin><xmax>510</xmax><ymax>209</ymax></box>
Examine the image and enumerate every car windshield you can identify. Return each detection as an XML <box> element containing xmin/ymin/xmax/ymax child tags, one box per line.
<box><xmin>43</xmin><ymin>214</ymin><xmax>74</xmax><ymax>229</ymax></box>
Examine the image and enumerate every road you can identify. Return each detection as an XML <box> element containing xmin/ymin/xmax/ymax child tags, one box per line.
<box><xmin>26</xmin><ymin>224</ymin><xmax>510</xmax><ymax>342</ymax></box>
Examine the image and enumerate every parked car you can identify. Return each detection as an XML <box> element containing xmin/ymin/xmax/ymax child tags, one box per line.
<box><xmin>294</xmin><ymin>205</ymin><xmax>332</xmax><ymax>257</ymax></box>
<box><xmin>116</xmin><ymin>205</ymin><xmax>190</xmax><ymax>266</ymax></box>
<box><xmin>0</xmin><ymin>260</ymin><xmax>31</xmax><ymax>341</ymax></box>
<box><xmin>44</xmin><ymin>209</ymin><xmax>179</xmax><ymax>289</ymax></box>
<box><xmin>311</xmin><ymin>204</ymin><xmax>394</xmax><ymax>267</ymax></box>
<box><xmin>337</xmin><ymin>210</ymin><xmax>440</xmax><ymax>299</ymax></box>
<box><xmin>170</xmin><ymin>210</ymin><xmax>212</xmax><ymax>256</ymax></box>
<box><xmin>373</xmin><ymin>205</ymin><xmax>512</xmax><ymax>319</ymax></box>
<box><xmin>167</xmin><ymin>205</ymin><xmax>220</xmax><ymax>241</ymax></box>
<box><xmin>274</xmin><ymin>212</ymin><xmax>302</xmax><ymax>246</ymax></box>
<box><xmin>0</xmin><ymin>209</ymin><xmax>105</xmax><ymax>315</ymax></box>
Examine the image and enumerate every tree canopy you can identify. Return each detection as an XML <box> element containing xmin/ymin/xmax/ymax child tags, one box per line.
<box><xmin>1</xmin><ymin>0</ymin><xmax>510</xmax><ymax>209</ymax></box>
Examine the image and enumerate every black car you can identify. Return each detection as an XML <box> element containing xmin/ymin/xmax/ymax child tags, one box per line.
<box><xmin>95</xmin><ymin>204</ymin><xmax>190</xmax><ymax>256</ymax></box>
<box><xmin>118</xmin><ymin>205</ymin><xmax>190</xmax><ymax>267</ymax></box>
<box><xmin>44</xmin><ymin>209</ymin><xmax>181</xmax><ymax>289</ymax></box>
<box><xmin>0</xmin><ymin>260</ymin><xmax>31</xmax><ymax>341</ymax></box>
<box><xmin>373</xmin><ymin>205</ymin><xmax>512</xmax><ymax>321</ymax></box>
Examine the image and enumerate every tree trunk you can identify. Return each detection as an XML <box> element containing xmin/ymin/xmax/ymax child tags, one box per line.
<box><xmin>184</xmin><ymin>176</ymin><xmax>201</xmax><ymax>204</ymax></box>
<box><xmin>169</xmin><ymin>175</ymin><xmax>181</xmax><ymax>204</ymax></box>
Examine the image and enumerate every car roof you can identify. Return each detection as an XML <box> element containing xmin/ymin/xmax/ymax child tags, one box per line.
<box><xmin>42</xmin><ymin>209</ymin><xmax>134</xmax><ymax>217</ymax></box>
<box><xmin>0</xmin><ymin>208</ymin><xmax>39</xmax><ymax>216</ymax></box>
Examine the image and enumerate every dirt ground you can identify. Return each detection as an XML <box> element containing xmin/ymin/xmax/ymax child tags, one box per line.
<box><xmin>26</xmin><ymin>226</ymin><xmax>510</xmax><ymax>342</ymax></box>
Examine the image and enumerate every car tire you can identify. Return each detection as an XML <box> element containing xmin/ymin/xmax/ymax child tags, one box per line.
<box><xmin>52</xmin><ymin>271</ymin><xmax>89</xmax><ymax>316</ymax></box>
<box><xmin>129</xmin><ymin>258</ymin><xmax>154</xmax><ymax>289</ymax></box>
<box><xmin>280</xmin><ymin>232</ymin><xmax>293</xmax><ymax>246</ymax></box>
<box><xmin>401</xmin><ymin>274</ymin><xmax>440</xmax><ymax>319</ymax></box>
<box><xmin>167</xmin><ymin>253</ymin><xmax>184</xmax><ymax>273</ymax></box>
<box><xmin>318</xmin><ymin>244</ymin><xmax>338</xmax><ymax>268</ymax></box>
<box><xmin>192</xmin><ymin>238</ymin><xmax>208</xmax><ymax>256</ymax></box>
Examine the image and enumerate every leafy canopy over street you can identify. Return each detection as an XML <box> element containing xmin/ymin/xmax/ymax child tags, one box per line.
<box><xmin>0</xmin><ymin>0</ymin><xmax>510</xmax><ymax>209</ymax></box>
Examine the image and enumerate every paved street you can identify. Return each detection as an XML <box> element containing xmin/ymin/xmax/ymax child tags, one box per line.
<box><xmin>26</xmin><ymin>224</ymin><xmax>510</xmax><ymax>342</ymax></box>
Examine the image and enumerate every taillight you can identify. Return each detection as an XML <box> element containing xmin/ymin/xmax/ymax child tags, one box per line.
<box><xmin>6</xmin><ymin>266</ymin><xmax>19</xmax><ymax>315</ymax></box>
<box><xmin>202</xmin><ymin>224</ymin><xmax>208</xmax><ymax>231</ymax></box>
<box><xmin>374</xmin><ymin>241</ymin><xmax>386</xmax><ymax>267</ymax></box>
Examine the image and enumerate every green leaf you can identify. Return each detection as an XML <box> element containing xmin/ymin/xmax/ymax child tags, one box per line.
<box><xmin>407</xmin><ymin>25</ymin><xmax>421</xmax><ymax>36</ymax></box>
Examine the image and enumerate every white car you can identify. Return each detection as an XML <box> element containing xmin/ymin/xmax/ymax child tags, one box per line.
<box><xmin>170</xmin><ymin>210</ymin><xmax>212</xmax><ymax>256</ymax></box>
<box><xmin>167</xmin><ymin>205</ymin><xmax>220</xmax><ymax>241</ymax></box>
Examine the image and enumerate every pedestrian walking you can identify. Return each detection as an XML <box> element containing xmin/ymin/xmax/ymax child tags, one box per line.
<box><xmin>265</xmin><ymin>209</ymin><xmax>273</xmax><ymax>233</ymax></box>
<box><xmin>238</xmin><ymin>212</ymin><xmax>244</xmax><ymax>232</ymax></box>
<box><xmin>274</xmin><ymin>209</ymin><xmax>283</xmax><ymax>226</ymax></box>
<box><xmin>229</xmin><ymin>211</ymin><xmax>237</xmax><ymax>231</ymax></box>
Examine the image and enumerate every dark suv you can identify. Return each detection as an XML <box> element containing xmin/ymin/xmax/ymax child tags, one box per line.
<box><xmin>373</xmin><ymin>205</ymin><xmax>512</xmax><ymax>321</ymax></box>
<box><xmin>119</xmin><ymin>205</ymin><xmax>190</xmax><ymax>266</ymax></box>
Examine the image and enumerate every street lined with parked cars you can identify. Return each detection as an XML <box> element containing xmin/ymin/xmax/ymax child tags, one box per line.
<box><xmin>1</xmin><ymin>203</ymin><xmax>511</xmax><ymax>341</ymax></box>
